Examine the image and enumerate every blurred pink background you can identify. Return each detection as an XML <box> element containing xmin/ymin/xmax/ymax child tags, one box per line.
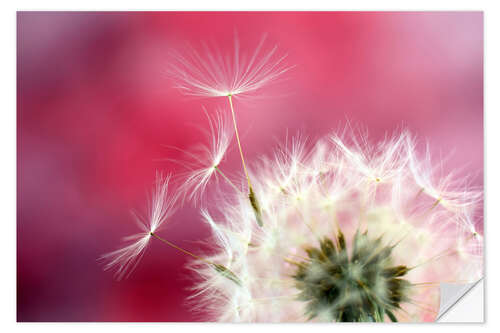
<box><xmin>17</xmin><ymin>12</ymin><xmax>483</xmax><ymax>321</ymax></box>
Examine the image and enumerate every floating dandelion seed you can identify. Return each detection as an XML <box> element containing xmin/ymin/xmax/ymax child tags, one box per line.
<box><xmin>190</xmin><ymin>131</ymin><xmax>483</xmax><ymax>322</ymax></box>
<box><xmin>100</xmin><ymin>173</ymin><xmax>176</xmax><ymax>280</ymax></box>
<box><xmin>176</xmin><ymin>108</ymin><xmax>236</xmax><ymax>203</ymax></box>
<box><xmin>168</xmin><ymin>34</ymin><xmax>293</xmax><ymax>99</ymax></box>
<box><xmin>101</xmin><ymin>175</ymin><xmax>242</xmax><ymax>286</ymax></box>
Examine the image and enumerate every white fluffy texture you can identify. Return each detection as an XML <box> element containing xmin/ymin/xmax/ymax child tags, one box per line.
<box><xmin>101</xmin><ymin>173</ymin><xmax>176</xmax><ymax>280</ymax></box>
<box><xmin>167</xmin><ymin>34</ymin><xmax>293</xmax><ymax>98</ymax></box>
<box><xmin>189</xmin><ymin>131</ymin><xmax>483</xmax><ymax>322</ymax></box>
<box><xmin>177</xmin><ymin>109</ymin><xmax>234</xmax><ymax>203</ymax></box>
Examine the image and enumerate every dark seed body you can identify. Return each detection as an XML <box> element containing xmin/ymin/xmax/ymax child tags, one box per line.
<box><xmin>292</xmin><ymin>230</ymin><xmax>410</xmax><ymax>322</ymax></box>
<box><xmin>212</xmin><ymin>263</ymin><xmax>242</xmax><ymax>286</ymax></box>
<box><xmin>249</xmin><ymin>187</ymin><xmax>263</xmax><ymax>227</ymax></box>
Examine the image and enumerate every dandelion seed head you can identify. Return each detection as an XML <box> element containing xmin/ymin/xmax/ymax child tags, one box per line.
<box><xmin>190</xmin><ymin>130</ymin><xmax>483</xmax><ymax>322</ymax></box>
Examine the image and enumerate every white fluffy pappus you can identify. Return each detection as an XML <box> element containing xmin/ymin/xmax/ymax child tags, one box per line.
<box><xmin>188</xmin><ymin>130</ymin><xmax>483</xmax><ymax>322</ymax></box>
<box><xmin>167</xmin><ymin>34</ymin><xmax>293</xmax><ymax>99</ymax></box>
<box><xmin>100</xmin><ymin>173</ymin><xmax>177</xmax><ymax>280</ymax></box>
<box><xmin>173</xmin><ymin>108</ymin><xmax>235</xmax><ymax>204</ymax></box>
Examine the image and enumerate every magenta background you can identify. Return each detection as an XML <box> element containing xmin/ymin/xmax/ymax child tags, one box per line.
<box><xmin>17</xmin><ymin>12</ymin><xmax>483</xmax><ymax>321</ymax></box>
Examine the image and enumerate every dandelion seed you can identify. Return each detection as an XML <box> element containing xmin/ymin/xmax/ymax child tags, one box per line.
<box><xmin>100</xmin><ymin>173</ymin><xmax>176</xmax><ymax>280</ymax></box>
<box><xmin>405</xmin><ymin>136</ymin><xmax>482</xmax><ymax>211</ymax></box>
<box><xmin>168</xmin><ymin>33</ymin><xmax>293</xmax><ymax>99</ymax></box>
<box><xmin>177</xmin><ymin>108</ymin><xmax>235</xmax><ymax>203</ymax></box>
<box><xmin>102</xmin><ymin>172</ymin><xmax>242</xmax><ymax>287</ymax></box>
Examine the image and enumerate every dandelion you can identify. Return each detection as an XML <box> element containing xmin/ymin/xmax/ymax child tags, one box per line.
<box><xmin>100</xmin><ymin>173</ymin><xmax>176</xmax><ymax>280</ymax></box>
<box><xmin>190</xmin><ymin>131</ymin><xmax>483</xmax><ymax>322</ymax></box>
<box><xmin>104</xmin><ymin>35</ymin><xmax>483</xmax><ymax>323</ymax></box>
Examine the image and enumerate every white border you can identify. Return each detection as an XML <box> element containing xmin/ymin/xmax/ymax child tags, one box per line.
<box><xmin>4</xmin><ymin>0</ymin><xmax>499</xmax><ymax>11</ymax></box>
<box><xmin>438</xmin><ymin>280</ymin><xmax>484</xmax><ymax>322</ymax></box>
<box><xmin>4</xmin><ymin>1</ymin><xmax>499</xmax><ymax>332</ymax></box>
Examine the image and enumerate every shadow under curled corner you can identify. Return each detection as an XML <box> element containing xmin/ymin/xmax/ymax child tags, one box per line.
<box><xmin>437</xmin><ymin>279</ymin><xmax>484</xmax><ymax>322</ymax></box>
